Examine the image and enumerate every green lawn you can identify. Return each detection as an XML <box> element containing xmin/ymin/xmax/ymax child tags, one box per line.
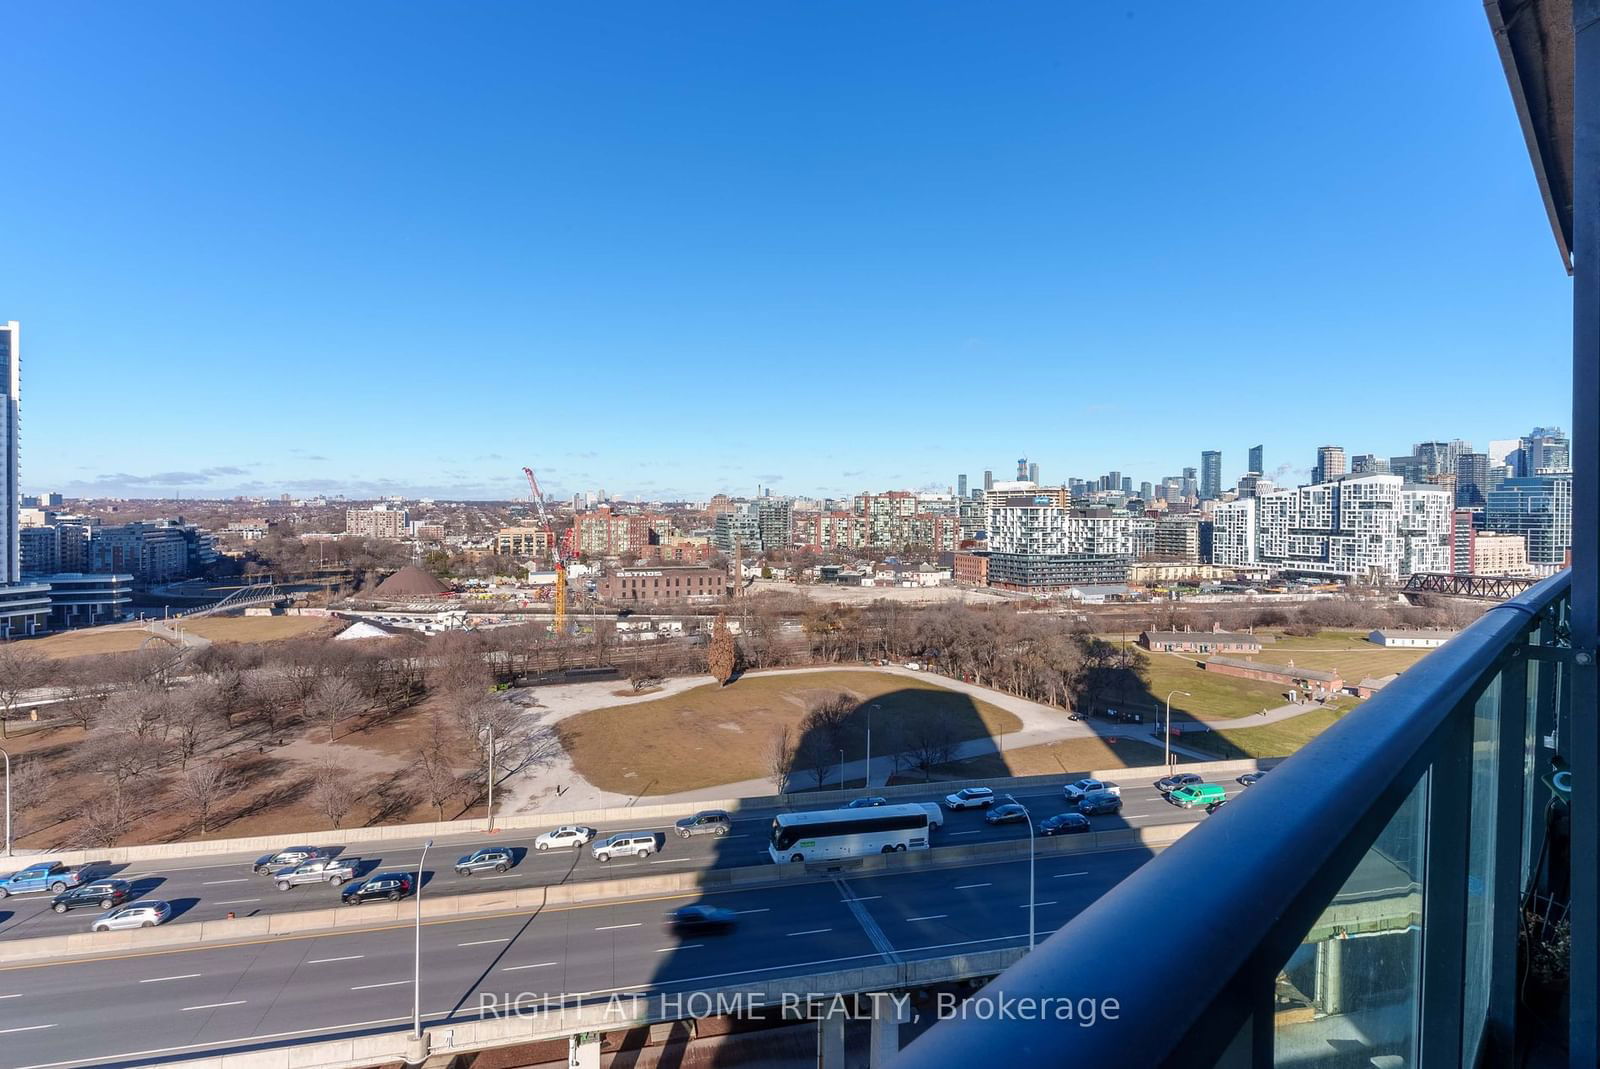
<box><xmin>1176</xmin><ymin>705</ymin><xmax>1355</xmax><ymax>760</ymax></box>
<box><xmin>1119</xmin><ymin>646</ymin><xmax>1298</xmax><ymax>720</ymax></box>
<box><xmin>883</xmin><ymin>734</ymin><xmax>1169</xmax><ymax>786</ymax></box>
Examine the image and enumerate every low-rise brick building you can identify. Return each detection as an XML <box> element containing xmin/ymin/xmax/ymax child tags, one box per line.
<box><xmin>598</xmin><ymin>565</ymin><xmax>727</xmax><ymax>604</ymax></box>
<box><xmin>953</xmin><ymin>552</ymin><xmax>989</xmax><ymax>586</ymax></box>
<box><xmin>1204</xmin><ymin>655</ymin><xmax>1343</xmax><ymax>698</ymax></box>
<box><xmin>1139</xmin><ymin>629</ymin><xmax>1263</xmax><ymax>654</ymax></box>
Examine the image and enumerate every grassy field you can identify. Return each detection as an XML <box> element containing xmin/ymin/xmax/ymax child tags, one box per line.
<box><xmin>884</xmin><ymin>734</ymin><xmax>1169</xmax><ymax>786</ymax></box>
<box><xmin>560</xmin><ymin>670</ymin><xmax>1025</xmax><ymax>795</ymax></box>
<box><xmin>1177</xmin><ymin>706</ymin><xmax>1354</xmax><ymax>760</ymax></box>
<box><xmin>33</xmin><ymin>615</ymin><xmax>335</xmax><ymax>659</ymax></box>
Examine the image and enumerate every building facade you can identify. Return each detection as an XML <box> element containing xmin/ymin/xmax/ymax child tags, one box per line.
<box><xmin>495</xmin><ymin>526</ymin><xmax>554</xmax><ymax>557</ymax></box>
<box><xmin>0</xmin><ymin>322</ymin><xmax>18</xmax><ymax>586</ymax></box>
<box><xmin>346</xmin><ymin>505</ymin><xmax>408</xmax><ymax>540</ymax></box>
<box><xmin>596</xmin><ymin>565</ymin><xmax>727</xmax><ymax>604</ymax></box>
<box><xmin>1200</xmin><ymin>451</ymin><xmax>1222</xmax><ymax>501</ymax></box>
<box><xmin>1312</xmin><ymin>445</ymin><xmax>1346</xmax><ymax>486</ymax></box>
<box><xmin>1484</xmin><ymin>473</ymin><xmax>1573</xmax><ymax>567</ymax></box>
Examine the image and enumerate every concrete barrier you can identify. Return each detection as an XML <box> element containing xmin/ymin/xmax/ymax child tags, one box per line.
<box><xmin>0</xmin><ymin>822</ymin><xmax>1197</xmax><ymax>965</ymax></box>
<box><xmin>26</xmin><ymin>757</ymin><xmax>1273</xmax><ymax>869</ymax></box>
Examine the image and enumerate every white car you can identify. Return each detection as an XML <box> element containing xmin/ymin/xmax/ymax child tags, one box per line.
<box><xmin>919</xmin><ymin>802</ymin><xmax>944</xmax><ymax>830</ymax></box>
<box><xmin>535</xmin><ymin>825</ymin><xmax>598</xmax><ymax>851</ymax></box>
<box><xmin>92</xmin><ymin>901</ymin><xmax>173</xmax><ymax>932</ymax></box>
<box><xmin>943</xmin><ymin>787</ymin><xmax>996</xmax><ymax>810</ymax></box>
<box><xmin>1063</xmin><ymin>778</ymin><xmax>1122</xmax><ymax>802</ymax></box>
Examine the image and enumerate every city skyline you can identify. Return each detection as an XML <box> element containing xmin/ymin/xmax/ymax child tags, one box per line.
<box><xmin>0</xmin><ymin>2</ymin><xmax>1572</xmax><ymax>502</ymax></box>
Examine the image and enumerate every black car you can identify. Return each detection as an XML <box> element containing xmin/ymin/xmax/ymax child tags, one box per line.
<box><xmin>846</xmin><ymin>797</ymin><xmax>889</xmax><ymax>809</ymax></box>
<box><xmin>1155</xmin><ymin>772</ymin><xmax>1205</xmax><ymax>794</ymax></box>
<box><xmin>50</xmin><ymin>878</ymin><xmax>132</xmax><ymax>914</ymax></box>
<box><xmin>667</xmin><ymin>904</ymin><xmax>738</xmax><ymax>934</ymax></box>
<box><xmin>1237</xmin><ymin>771</ymin><xmax>1268</xmax><ymax>786</ymax></box>
<box><xmin>1077</xmin><ymin>790</ymin><xmax>1124</xmax><ymax>817</ymax></box>
<box><xmin>341</xmin><ymin>872</ymin><xmax>412</xmax><ymax>905</ymax></box>
<box><xmin>985</xmin><ymin>802</ymin><xmax>1029</xmax><ymax>825</ymax></box>
<box><xmin>1038</xmin><ymin>813</ymin><xmax>1091</xmax><ymax>836</ymax></box>
<box><xmin>1205</xmin><ymin>799</ymin><xmax>1229</xmax><ymax>815</ymax></box>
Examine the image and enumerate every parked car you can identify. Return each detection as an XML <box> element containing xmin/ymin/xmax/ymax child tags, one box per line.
<box><xmin>455</xmin><ymin>848</ymin><xmax>514</xmax><ymax>875</ymax></box>
<box><xmin>341</xmin><ymin>873</ymin><xmax>412</xmax><ymax>904</ymax></box>
<box><xmin>1156</xmin><ymin>772</ymin><xmax>1206</xmax><ymax>794</ymax></box>
<box><xmin>592</xmin><ymin>832</ymin><xmax>658</xmax><ymax>862</ymax></box>
<box><xmin>534</xmin><ymin>825</ymin><xmax>597</xmax><ymax>851</ymax></box>
<box><xmin>1077</xmin><ymin>789</ymin><xmax>1123</xmax><ymax>816</ymax></box>
<box><xmin>985</xmin><ymin>802</ymin><xmax>1029</xmax><ymax>826</ymax></box>
<box><xmin>1237</xmin><ymin>771</ymin><xmax>1268</xmax><ymax>786</ymax></box>
<box><xmin>943</xmin><ymin>787</ymin><xmax>996</xmax><ymax>810</ymax></box>
<box><xmin>1038</xmin><ymin>813</ymin><xmax>1092</xmax><ymax>836</ymax></box>
<box><xmin>91</xmin><ymin>901</ymin><xmax>172</xmax><ymax>932</ymax></box>
<box><xmin>51</xmin><ymin>879</ymin><xmax>133</xmax><ymax>914</ymax></box>
<box><xmin>1169</xmin><ymin>783</ymin><xmax>1228</xmax><ymax>809</ymax></box>
<box><xmin>846</xmin><ymin>797</ymin><xmax>889</xmax><ymax>809</ymax></box>
<box><xmin>252</xmin><ymin>847</ymin><xmax>325</xmax><ymax>874</ymax></box>
<box><xmin>1062</xmin><ymin>778</ymin><xmax>1121</xmax><ymax>802</ymax></box>
<box><xmin>674</xmin><ymin>810</ymin><xmax>732</xmax><ymax>838</ymax></box>
<box><xmin>667</xmin><ymin>904</ymin><xmax>738</xmax><ymax>935</ymax></box>
<box><xmin>0</xmin><ymin>861</ymin><xmax>85</xmax><ymax>898</ymax></box>
<box><xmin>273</xmin><ymin>856</ymin><xmax>361</xmax><ymax>890</ymax></box>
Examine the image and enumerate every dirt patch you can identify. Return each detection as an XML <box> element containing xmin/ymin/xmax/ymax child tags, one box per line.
<box><xmin>32</xmin><ymin>615</ymin><xmax>336</xmax><ymax>660</ymax></box>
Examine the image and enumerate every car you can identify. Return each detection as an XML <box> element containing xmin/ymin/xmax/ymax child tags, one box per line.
<box><xmin>674</xmin><ymin>810</ymin><xmax>732</xmax><ymax>838</ymax></box>
<box><xmin>666</xmin><ymin>904</ymin><xmax>738</xmax><ymax>934</ymax></box>
<box><xmin>252</xmin><ymin>847</ymin><xmax>325</xmax><ymax>874</ymax></box>
<box><xmin>456</xmin><ymin>848</ymin><xmax>513</xmax><ymax>875</ymax></box>
<box><xmin>1077</xmin><ymin>789</ymin><xmax>1123</xmax><ymax>816</ymax></box>
<box><xmin>985</xmin><ymin>802</ymin><xmax>1029</xmax><ymax>825</ymax></box>
<box><xmin>91</xmin><ymin>901</ymin><xmax>172</xmax><ymax>932</ymax></box>
<box><xmin>1206</xmin><ymin>799</ymin><xmax>1229</xmax><ymax>815</ymax></box>
<box><xmin>0</xmin><ymin>861</ymin><xmax>85</xmax><ymax>897</ymax></box>
<box><xmin>943</xmin><ymin>787</ymin><xmax>995</xmax><ymax>810</ymax></box>
<box><xmin>51</xmin><ymin>879</ymin><xmax>132</xmax><ymax>914</ymax></box>
<box><xmin>273</xmin><ymin>856</ymin><xmax>361</xmax><ymax>890</ymax></box>
<box><xmin>919</xmin><ymin>802</ymin><xmax>944</xmax><ymax>830</ymax></box>
<box><xmin>1237</xmin><ymin>771</ymin><xmax>1268</xmax><ymax>786</ymax></box>
<box><xmin>1038</xmin><ymin>813</ymin><xmax>1092</xmax><ymax>836</ymax></box>
<box><xmin>1062</xmin><ymin>778</ymin><xmax>1121</xmax><ymax>802</ymax></box>
<box><xmin>341</xmin><ymin>873</ymin><xmax>412</xmax><ymax>904</ymax></box>
<box><xmin>846</xmin><ymin>797</ymin><xmax>889</xmax><ymax>809</ymax></box>
<box><xmin>1156</xmin><ymin>772</ymin><xmax>1206</xmax><ymax>794</ymax></box>
<box><xmin>592</xmin><ymin>832</ymin><xmax>658</xmax><ymax>862</ymax></box>
<box><xmin>534</xmin><ymin>825</ymin><xmax>597</xmax><ymax>851</ymax></box>
<box><xmin>1169</xmin><ymin>783</ymin><xmax>1228</xmax><ymax>808</ymax></box>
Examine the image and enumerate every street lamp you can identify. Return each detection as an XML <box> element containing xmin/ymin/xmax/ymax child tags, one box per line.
<box><xmin>1</xmin><ymin>746</ymin><xmax>10</xmax><ymax>857</ymax></box>
<box><xmin>1164</xmin><ymin>690</ymin><xmax>1192</xmax><ymax>773</ymax></box>
<box><xmin>478</xmin><ymin>725</ymin><xmax>496</xmax><ymax>833</ymax></box>
<box><xmin>1007</xmin><ymin>794</ymin><xmax>1036</xmax><ymax>949</ymax></box>
<box><xmin>412</xmin><ymin>838</ymin><xmax>433</xmax><ymax>1043</ymax></box>
<box><xmin>864</xmin><ymin>703</ymin><xmax>879</xmax><ymax>789</ymax></box>
<box><xmin>838</xmin><ymin>749</ymin><xmax>846</xmax><ymax>788</ymax></box>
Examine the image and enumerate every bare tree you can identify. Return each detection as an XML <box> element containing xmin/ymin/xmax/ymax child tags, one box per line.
<box><xmin>310</xmin><ymin>761</ymin><xmax>360</xmax><ymax>829</ymax></box>
<box><xmin>708</xmin><ymin>615</ymin><xmax>737</xmax><ymax>686</ymax></box>
<box><xmin>166</xmin><ymin>684</ymin><xmax>226</xmax><ymax>768</ymax></box>
<box><xmin>902</xmin><ymin>718</ymin><xmax>958</xmax><ymax>782</ymax></box>
<box><xmin>5</xmin><ymin>759</ymin><xmax>50</xmax><ymax>839</ymax></box>
<box><xmin>174</xmin><ymin>762</ymin><xmax>231</xmax><ymax>834</ymax></box>
<box><xmin>306</xmin><ymin>675</ymin><xmax>367</xmax><ymax>743</ymax></box>
<box><xmin>414</xmin><ymin>714</ymin><xmax>463</xmax><ymax>820</ymax></box>
<box><xmin>0</xmin><ymin>644</ymin><xmax>51</xmax><ymax>739</ymax></box>
<box><xmin>765</xmin><ymin>724</ymin><xmax>795</xmax><ymax>792</ymax></box>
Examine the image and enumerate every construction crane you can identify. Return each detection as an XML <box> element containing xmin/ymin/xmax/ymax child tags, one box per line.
<box><xmin>522</xmin><ymin>466</ymin><xmax>567</xmax><ymax>634</ymax></box>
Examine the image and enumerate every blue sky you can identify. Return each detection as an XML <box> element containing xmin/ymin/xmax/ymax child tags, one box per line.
<box><xmin>0</xmin><ymin>2</ymin><xmax>1571</xmax><ymax>502</ymax></box>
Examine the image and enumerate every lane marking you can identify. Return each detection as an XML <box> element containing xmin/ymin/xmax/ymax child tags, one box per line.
<box><xmin>457</xmin><ymin>938</ymin><xmax>510</xmax><ymax>947</ymax></box>
<box><xmin>954</xmin><ymin>883</ymin><xmax>991</xmax><ymax>890</ymax></box>
<box><xmin>214</xmin><ymin>898</ymin><xmax>261</xmax><ymax>905</ymax></box>
<box><xmin>786</xmin><ymin>928</ymin><xmax>831</xmax><ymax>937</ymax></box>
<box><xmin>1052</xmin><ymin>872</ymin><xmax>1089</xmax><ymax>879</ymax></box>
<box><xmin>647</xmin><ymin>859</ymin><xmax>680</xmax><ymax>865</ymax></box>
<box><xmin>138</xmin><ymin>974</ymin><xmax>201</xmax><ymax>983</ymax></box>
<box><xmin>1019</xmin><ymin>901</ymin><xmax>1058</xmax><ymax>908</ymax></box>
<box><xmin>735</xmin><ymin>908</ymin><xmax>769</xmax><ymax>915</ymax></box>
<box><xmin>478</xmin><ymin>874</ymin><xmax>515</xmax><ymax>880</ymax></box>
<box><xmin>839</xmin><ymin>896</ymin><xmax>880</xmax><ymax>903</ymax></box>
<box><xmin>350</xmin><ymin>981</ymin><xmax>409</xmax><ymax>991</ymax></box>
<box><xmin>181</xmin><ymin>1000</ymin><xmax>245</xmax><ymax>1011</ymax></box>
<box><xmin>0</xmin><ymin>993</ymin><xmax>21</xmax><ymax>999</ymax></box>
<box><xmin>905</xmin><ymin>914</ymin><xmax>947</xmax><ymax>923</ymax></box>
<box><xmin>0</xmin><ymin>1024</ymin><xmax>55</xmax><ymax>1035</ymax></box>
<box><xmin>503</xmin><ymin>961</ymin><xmax>556</xmax><ymax>971</ymax></box>
<box><xmin>594</xmin><ymin>922</ymin><xmax>641</xmax><ymax>931</ymax></box>
<box><xmin>201</xmin><ymin>879</ymin><xmax>248</xmax><ymax>886</ymax></box>
<box><xmin>307</xmin><ymin>956</ymin><xmax>363</xmax><ymax>964</ymax></box>
<box><xmin>657</xmin><ymin>944</ymin><xmax>701</xmax><ymax>952</ymax></box>
<box><xmin>947</xmin><ymin>830</ymin><xmax>981</xmax><ymax>836</ymax></box>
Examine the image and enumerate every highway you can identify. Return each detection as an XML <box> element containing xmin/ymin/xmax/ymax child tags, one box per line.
<box><xmin>0</xmin><ymin>777</ymin><xmax>1216</xmax><ymax>939</ymax></box>
<box><xmin>0</xmin><ymin>845</ymin><xmax>1158</xmax><ymax>1069</ymax></box>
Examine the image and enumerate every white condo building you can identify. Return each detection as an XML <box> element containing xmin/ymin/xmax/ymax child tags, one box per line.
<box><xmin>0</xmin><ymin>322</ymin><xmax>52</xmax><ymax>636</ymax></box>
<box><xmin>1213</xmin><ymin>474</ymin><xmax>1450</xmax><ymax>582</ymax></box>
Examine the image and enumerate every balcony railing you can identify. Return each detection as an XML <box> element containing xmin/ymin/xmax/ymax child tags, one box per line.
<box><xmin>894</xmin><ymin>570</ymin><xmax>1573</xmax><ymax>1068</ymax></box>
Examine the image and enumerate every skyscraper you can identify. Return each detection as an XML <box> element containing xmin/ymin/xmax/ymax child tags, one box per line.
<box><xmin>1247</xmin><ymin>444</ymin><xmax>1264</xmax><ymax>475</ymax></box>
<box><xmin>1312</xmin><ymin>446</ymin><xmax>1346</xmax><ymax>485</ymax></box>
<box><xmin>983</xmin><ymin>470</ymin><xmax>994</xmax><ymax>492</ymax></box>
<box><xmin>1518</xmin><ymin>427</ymin><xmax>1571</xmax><ymax>474</ymax></box>
<box><xmin>1486</xmin><ymin>473</ymin><xmax>1573</xmax><ymax>567</ymax></box>
<box><xmin>1181</xmin><ymin>467</ymin><xmax>1197</xmax><ymax>500</ymax></box>
<box><xmin>1455</xmin><ymin>452</ymin><xmax>1491</xmax><ymax>507</ymax></box>
<box><xmin>0</xmin><ymin>322</ymin><xmax>17</xmax><ymax>585</ymax></box>
<box><xmin>1200</xmin><ymin>450</ymin><xmax>1222</xmax><ymax>500</ymax></box>
<box><xmin>1027</xmin><ymin>462</ymin><xmax>1039</xmax><ymax>484</ymax></box>
<box><xmin>957</xmin><ymin>474</ymin><xmax>968</xmax><ymax>499</ymax></box>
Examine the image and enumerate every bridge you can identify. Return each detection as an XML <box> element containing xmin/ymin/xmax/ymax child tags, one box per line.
<box><xmin>1401</xmin><ymin>572</ymin><xmax>1543</xmax><ymax>600</ymax></box>
<box><xmin>176</xmin><ymin>581</ymin><xmax>288</xmax><ymax>619</ymax></box>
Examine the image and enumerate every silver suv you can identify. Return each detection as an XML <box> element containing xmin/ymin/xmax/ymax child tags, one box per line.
<box><xmin>274</xmin><ymin>856</ymin><xmax>361</xmax><ymax>890</ymax></box>
<box><xmin>674</xmin><ymin>810</ymin><xmax>731</xmax><ymax>838</ymax></box>
<box><xmin>592</xmin><ymin>832</ymin><xmax>658</xmax><ymax>862</ymax></box>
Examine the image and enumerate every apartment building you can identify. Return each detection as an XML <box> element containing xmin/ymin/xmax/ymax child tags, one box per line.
<box><xmin>495</xmin><ymin>526</ymin><xmax>554</xmax><ymax>557</ymax></box>
<box><xmin>346</xmin><ymin>505</ymin><xmax>408</xmax><ymax>540</ymax></box>
<box><xmin>1472</xmin><ymin>532</ymin><xmax>1532</xmax><ymax>576</ymax></box>
<box><xmin>575</xmin><ymin>506</ymin><xmax>660</xmax><ymax>557</ymax></box>
<box><xmin>1152</xmin><ymin>513</ymin><xmax>1201</xmax><ymax>563</ymax></box>
<box><xmin>985</xmin><ymin>503</ymin><xmax>1147</xmax><ymax>590</ymax></box>
<box><xmin>1484</xmin><ymin>473</ymin><xmax>1573</xmax><ymax>568</ymax></box>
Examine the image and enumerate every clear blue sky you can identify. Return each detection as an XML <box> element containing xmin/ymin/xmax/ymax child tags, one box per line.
<box><xmin>0</xmin><ymin>1</ymin><xmax>1571</xmax><ymax>502</ymax></box>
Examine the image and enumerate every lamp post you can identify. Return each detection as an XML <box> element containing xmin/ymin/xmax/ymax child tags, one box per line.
<box><xmin>1164</xmin><ymin>690</ymin><xmax>1191</xmax><ymax>773</ymax></box>
<box><xmin>412</xmin><ymin>838</ymin><xmax>433</xmax><ymax>1044</ymax></box>
<box><xmin>1008</xmin><ymin>794</ymin><xmax>1036</xmax><ymax>949</ymax></box>
<box><xmin>479</xmin><ymin>725</ymin><xmax>496</xmax><ymax>833</ymax></box>
<box><xmin>839</xmin><ymin>749</ymin><xmax>846</xmax><ymax>788</ymax></box>
<box><xmin>1</xmin><ymin>746</ymin><xmax>10</xmax><ymax>857</ymax></box>
<box><xmin>865</xmin><ymin>703</ymin><xmax>879</xmax><ymax>789</ymax></box>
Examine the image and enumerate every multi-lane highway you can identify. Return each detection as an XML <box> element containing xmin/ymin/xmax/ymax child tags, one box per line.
<box><xmin>0</xmin><ymin>777</ymin><xmax>1214</xmax><ymax>939</ymax></box>
<box><xmin>0</xmin><ymin>845</ymin><xmax>1158</xmax><ymax>1069</ymax></box>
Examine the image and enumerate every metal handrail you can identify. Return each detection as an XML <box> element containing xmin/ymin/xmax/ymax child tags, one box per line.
<box><xmin>892</xmin><ymin>570</ymin><xmax>1571</xmax><ymax>1068</ymax></box>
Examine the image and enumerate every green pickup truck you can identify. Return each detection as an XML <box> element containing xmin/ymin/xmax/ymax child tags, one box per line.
<box><xmin>1169</xmin><ymin>783</ymin><xmax>1228</xmax><ymax>809</ymax></box>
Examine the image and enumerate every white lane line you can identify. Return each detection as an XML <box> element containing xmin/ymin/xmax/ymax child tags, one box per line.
<box><xmin>954</xmin><ymin>882</ymin><xmax>991</xmax><ymax>890</ymax></box>
<box><xmin>947</xmin><ymin>830</ymin><xmax>982</xmax><ymax>836</ymax></box>
<box><xmin>905</xmin><ymin>914</ymin><xmax>948</xmax><ymax>923</ymax></box>
<box><xmin>503</xmin><ymin>961</ymin><xmax>557</xmax><ymax>971</ymax></box>
<box><xmin>1052</xmin><ymin>872</ymin><xmax>1089</xmax><ymax>878</ymax></box>
<box><xmin>786</xmin><ymin>928</ymin><xmax>832</xmax><ymax>937</ymax></box>
<box><xmin>0</xmin><ymin>993</ymin><xmax>22</xmax><ymax>999</ymax></box>
<box><xmin>839</xmin><ymin>896</ymin><xmax>881</xmax><ymax>903</ymax></box>
<box><xmin>735</xmin><ymin>908</ymin><xmax>770</xmax><ymax>914</ymax></box>
<box><xmin>647</xmin><ymin>859</ymin><xmax>680</xmax><ymax>865</ymax></box>
<box><xmin>307</xmin><ymin>956</ymin><xmax>363</xmax><ymax>964</ymax></box>
<box><xmin>1019</xmin><ymin>901</ymin><xmax>1058</xmax><ymax>908</ymax></box>
<box><xmin>215</xmin><ymin>898</ymin><xmax>261</xmax><ymax>905</ymax></box>
<box><xmin>351</xmin><ymin>981</ymin><xmax>409</xmax><ymax>991</ymax></box>
<box><xmin>201</xmin><ymin>878</ymin><xmax>248</xmax><ymax>885</ymax></box>
<box><xmin>181</xmin><ymin>1001</ymin><xmax>246</xmax><ymax>1011</ymax></box>
<box><xmin>0</xmin><ymin>1024</ymin><xmax>56</xmax><ymax>1035</ymax></box>
<box><xmin>657</xmin><ymin>944</ymin><xmax>702</xmax><ymax>952</ymax></box>
<box><xmin>477</xmin><ymin>874</ymin><xmax>515</xmax><ymax>880</ymax></box>
<box><xmin>139</xmin><ymin>974</ymin><xmax>201</xmax><ymax>983</ymax></box>
<box><xmin>723</xmin><ymin>834</ymin><xmax>750</xmax><ymax>839</ymax></box>
<box><xmin>594</xmin><ymin>922</ymin><xmax>642</xmax><ymax>931</ymax></box>
<box><xmin>457</xmin><ymin>938</ymin><xmax>510</xmax><ymax>947</ymax></box>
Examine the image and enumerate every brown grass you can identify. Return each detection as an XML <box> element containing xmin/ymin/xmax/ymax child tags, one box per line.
<box><xmin>884</xmin><ymin>734</ymin><xmax>1169</xmax><ymax>786</ymax></box>
<box><xmin>560</xmin><ymin>669</ymin><xmax>1025</xmax><ymax>795</ymax></box>
<box><xmin>32</xmin><ymin>614</ymin><xmax>336</xmax><ymax>660</ymax></box>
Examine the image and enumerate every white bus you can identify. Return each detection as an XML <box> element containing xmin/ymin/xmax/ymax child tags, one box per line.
<box><xmin>768</xmin><ymin>804</ymin><xmax>933</xmax><ymax>864</ymax></box>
